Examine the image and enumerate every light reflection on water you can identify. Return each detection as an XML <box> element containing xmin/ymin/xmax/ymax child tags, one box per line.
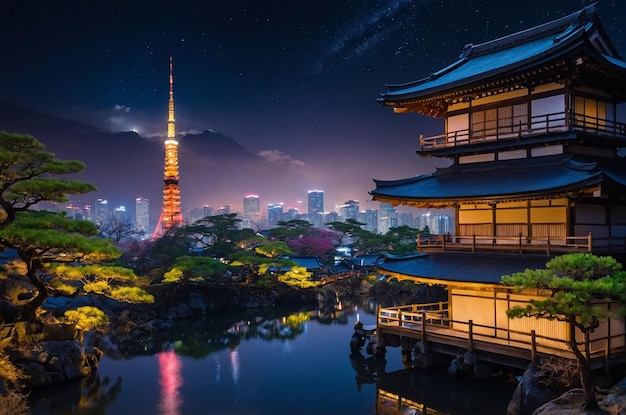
<box><xmin>29</xmin><ymin>300</ymin><xmax>515</xmax><ymax>414</ymax></box>
<box><xmin>157</xmin><ymin>351</ymin><xmax>183</xmax><ymax>415</ymax></box>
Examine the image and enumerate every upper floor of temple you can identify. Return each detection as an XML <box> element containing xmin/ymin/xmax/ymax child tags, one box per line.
<box><xmin>377</xmin><ymin>4</ymin><xmax>626</xmax><ymax>163</ymax></box>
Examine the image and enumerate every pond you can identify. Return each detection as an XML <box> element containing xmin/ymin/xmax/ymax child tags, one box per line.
<box><xmin>29</xmin><ymin>299</ymin><xmax>516</xmax><ymax>414</ymax></box>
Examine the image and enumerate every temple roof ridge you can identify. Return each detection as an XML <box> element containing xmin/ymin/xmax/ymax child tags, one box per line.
<box><xmin>461</xmin><ymin>3</ymin><xmax>598</xmax><ymax>60</ymax></box>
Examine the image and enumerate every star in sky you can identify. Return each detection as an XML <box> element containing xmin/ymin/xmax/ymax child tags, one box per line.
<box><xmin>1</xmin><ymin>0</ymin><xmax>625</xmax><ymax>212</ymax></box>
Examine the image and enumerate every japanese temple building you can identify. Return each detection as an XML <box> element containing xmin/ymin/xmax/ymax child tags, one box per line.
<box><xmin>370</xmin><ymin>4</ymin><xmax>626</xmax><ymax>370</ymax></box>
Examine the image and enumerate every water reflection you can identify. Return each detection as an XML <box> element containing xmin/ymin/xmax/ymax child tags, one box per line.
<box><xmin>29</xmin><ymin>371</ymin><xmax>122</xmax><ymax>414</ymax></box>
<box><xmin>28</xmin><ymin>296</ymin><xmax>514</xmax><ymax>414</ymax></box>
<box><xmin>157</xmin><ymin>350</ymin><xmax>183</xmax><ymax>415</ymax></box>
<box><xmin>375</xmin><ymin>367</ymin><xmax>516</xmax><ymax>414</ymax></box>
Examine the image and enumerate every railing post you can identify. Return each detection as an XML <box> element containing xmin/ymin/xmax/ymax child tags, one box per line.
<box><xmin>472</xmin><ymin>234</ymin><xmax>476</xmax><ymax>253</ymax></box>
<box><xmin>398</xmin><ymin>311</ymin><xmax>402</xmax><ymax>327</ymax></box>
<box><xmin>419</xmin><ymin>134</ymin><xmax>424</xmax><ymax>150</ymax></box>
<box><xmin>377</xmin><ymin>304</ymin><xmax>381</xmax><ymax>326</ymax></box>
<box><xmin>518</xmin><ymin>232</ymin><xmax>522</xmax><ymax>254</ymax></box>
<box><xmin>416</xmin><ymin>233</ymin><xmax>421</xmax><ymax>252</ymax></box>
<box><xmin>605</xmin><ymin>335</ymin><xmax>611</xmax><ymax>375</ymax></box>
<box><xmin>468</xmin><ymin>320</ymin><xmax>474</xmax><ymax>351</ymax></box>
<box><xmin>531</xmin><ymin>330</ymin><xmax>537</xmax><ymax>365</ymax></box>
<box><xmin>421</xmin><ymin>311</ymin><xmax>427</xmax><ymax>340</ymax></box>
<box><xmin>587</xmin><ymin>232</ymin><xmax>592</xmax><ymax>252</ymax></box>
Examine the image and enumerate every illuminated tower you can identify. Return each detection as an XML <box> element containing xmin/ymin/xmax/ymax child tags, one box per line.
<box><xmin>160</xmin><ymin>57</ymin><xmax>182</xmax><ymax>233</ymax></box>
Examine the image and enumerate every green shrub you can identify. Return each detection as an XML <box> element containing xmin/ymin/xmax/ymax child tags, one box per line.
<box><xmin>63</xmin><ymin>306</ymin><xmax>109</xmax><ymax>331</ymax></box>
<box><xmin>109</xmin><ymin>286</ymin><xmax>154</xmax><ymax>303</ymax></box>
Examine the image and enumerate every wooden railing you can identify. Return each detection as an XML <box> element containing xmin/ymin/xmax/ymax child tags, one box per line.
<box><xmin>377</xmin><ymin>304</ymin><xmax>624</xmax><ymax>368</ymax></box>
<box><xmin>419</xmin><ymin>111</ymin><xmax>626</xmax><ymax>150</ymax></box>
<box><xmin>416</xmin><ymin>233</ymin><xmax>626</xmax><ymax>255</ymax></box>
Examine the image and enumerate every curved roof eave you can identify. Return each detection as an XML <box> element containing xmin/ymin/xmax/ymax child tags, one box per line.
<box><xmin>370</xmin><ymin>156</ymin><xmax>605</xmax><ymax>202</ymax></box>
<box><xmin>380</xmin><ymin>29</ymin><xmax>588</xmax><ymax>104</ymax></box>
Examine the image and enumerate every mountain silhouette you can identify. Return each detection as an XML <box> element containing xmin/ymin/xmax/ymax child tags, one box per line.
<box><xmin>0</xmin><ymin>102</ymin><xmax>309</xmax><ymax>221</ymax></box>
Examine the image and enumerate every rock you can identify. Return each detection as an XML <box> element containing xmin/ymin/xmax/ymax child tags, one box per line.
<box><xmin>532</xmin><ymin>389</ymin><xmax>595</xmax><ymax>414</ymax></box>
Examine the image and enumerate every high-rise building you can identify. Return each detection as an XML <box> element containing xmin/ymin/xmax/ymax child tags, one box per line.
<box><xmin>159</xmin><ymin>57</ymin><xmax>183</xmax><ymax>235</ymax></box>
<box><xmin>398</xmin><ymin>212</ymin><xmax>414</xmax><ymax>227</ymax></box>
<box><xmin>203</xmin><ymin>205</ymin><xmax>214</xmax><ymax>217</ymax></box>
<box><xmin>359</xmin><ymin>209</ymin><xmax>378</xmax><ymax>233</ymax></box>
<box><xmin>243</xmin><ymin>195</ymin><xmax>261</xmax><ymax>229</ymax></box>
<box><xmin>378</xmin><ymin>202</ymin><xmax>397</xmax><ymax>234</ymax></box>
<box><xmin>307</xmin><ymin>190</ymin><xmax>324</xmax><ymax>228</ymax></box>
<box><xmin>267</xmin><ymin>203</ymin><xmax>283</xmax><ymax>228</ymax></box>
<box><xmin>339</xmin><ymin>200</ymin><xmax>359</xmax><ymax>222</ymax></box>
<box><xmin>135</xmin><ymin>197</ymin><xmax>150</xmax><ymax>233</ymax></box>
<box><xmin>284</xmin><ymin>207</ymin><xmax>299</xmax><ymax>221</ymax></box>
<box><xmin>114</xmin><ymin>205</ymin><xmax>127</xmax><ymax>220</ymax></box>
<box><xmin>95</xmin><ymin>198</ymin><xmax>109</xmax><ymax>225</ymax></box>
<box><xmin>307</xmin><ymin>190</ymin><xmax>324</xmax><ymax>214</ymax></box>
<box><xmin>217</xmin><ymin>205</ymin><xmax>230</xmax><ymax>215</ymax></box>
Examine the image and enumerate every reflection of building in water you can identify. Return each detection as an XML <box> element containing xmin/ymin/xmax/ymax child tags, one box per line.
<box><xmin>230</xmin><ymin>348</ymin><xmax>239</xmax><ymax>384</ymax></box>
<box><xmin>375</xmin><ymin>368</ymin><xmax>515</xmax><ymax>414</ymax></box>
<box><xmin>158</xmin><ymin>350</ymin><xmax>183</xmax><ymax>415</ymax></box>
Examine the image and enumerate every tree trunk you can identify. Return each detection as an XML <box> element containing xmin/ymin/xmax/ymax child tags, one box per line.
<box><xmin>568</xmin><ymin>320</ymin><xmax>598</xmax><ymax>410</ymax></box>
<box><xmin>20</xmin><ymin>260</ymin><xmax>47</xmax><ymax>322</ymax></box>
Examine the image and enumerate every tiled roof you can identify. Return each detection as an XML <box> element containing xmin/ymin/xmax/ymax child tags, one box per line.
<box><xmin>370</xmin><ymin>155</ymin><xmax>624</xmax><ymax>206</ymax></box>
<box><xmin>378</xmin><ymin>4</ymin><xmax>626</xmax><ymax>105</ymax></box>
<box><xmin>377</xmin><ymin>251</ymin><xmax>552</xmax><ymax>284</ymax></box>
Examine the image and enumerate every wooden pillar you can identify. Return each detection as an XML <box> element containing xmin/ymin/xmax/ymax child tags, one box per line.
<box><xmin>468</xmin><ymin>320</ymin><xmax>474</xmax><ymax>351</ymax></box>
<box><xmin>531</xmin><ymin>330</ymin><xmax>537</xmax><ymax>365</ymax></box>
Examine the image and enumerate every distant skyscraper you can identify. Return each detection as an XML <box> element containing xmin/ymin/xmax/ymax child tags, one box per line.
<box><xmin>308</xmin><ymin>190</ymin><xmax>324</xmax><ymax>214</ymax></box>
<box><xmin>359</xmin><ymin>209</ymin><xmax>378</xmax><ymax>233</ymax></box>
<box><xmin>203</xmin><ymin>205</ymin><xmax>214</xmax><ymax>217</ymax></box>
<box><xmin>284</xmin><ymin>207</ymin><xmax>299</xmax><ymax>221</ymax></box>
<box><xmin>159</xmin><ymin>57</ymin><xmax>183</xmax><ymax>235</ymax></box>
<box><xmin>217</xmin><ymin>205</ymin><xmax>230</xmax><ymax>215</ymax></box>
<box><xmin>308</xmin><ymin>190</ymin><xmax>324</xmax><ymax>228</ymax></box>
<box><xmin>267</xmin><ymin>203</ymin><xmax>283</xmax><ymax>228</ymax></box>
<box><xmin>398</xmin><ymin>212</ymin><xmax>414</xmax><ymax>227</ymax></box>
<box><xmin>340</xmin><ymin>200</ymin><xmax>359</xmax><ymax>222</ymax></box>
<box><xmin>95</xmin><ymin>198</ymin><xmax>109</xmax><ymax>225</ymax></box>
<box><xmin>114</xmin><ymin>206</ymin><xmax>127</xmax><ymax>222</ymax></box>
<box><xmin>136</xmin><ymin>197</ymin><xmax>150</xmax><ymax>233</ymax></box>
<box><xmin>378</xmin><ymin>202</ymin><xmax>397</xmax><ymax>234</ymax></box>
<box><xmin>243</xmin><ymin>195</ymin><xmax>261</xmax><ymax>229</ymax></box>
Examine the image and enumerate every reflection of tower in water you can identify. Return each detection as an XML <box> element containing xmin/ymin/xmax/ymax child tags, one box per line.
<box><xmin>158</xmin><ymin>350</ymin><xmax>183</xmax><ymax>415</ymax></box>
<box><xmin>155</xmin><ymin>57</ymin><xmax>182</xmax><ymax>237</ymax></box>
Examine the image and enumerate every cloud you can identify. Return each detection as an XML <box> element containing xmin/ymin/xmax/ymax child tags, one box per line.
<box><xmin>113</xmin><ymin>104</ymin><xmax>131</xmax><ymax>113</ymax></box>
<box><xmin>257</xmin><ymin>149</ymin><xmax>306</xmax><ymax>170</ymax></box>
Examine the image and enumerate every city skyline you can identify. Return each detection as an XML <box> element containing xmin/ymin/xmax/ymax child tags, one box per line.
<box><xmin>4</xmin><ymin>1</ymin><xmax>625</xmax><ymax>219</ymax></box>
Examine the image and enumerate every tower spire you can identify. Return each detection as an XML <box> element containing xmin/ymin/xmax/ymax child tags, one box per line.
<box><xmin>158</xmin><ymin>56</ymin><xmax>182</xmax><ymax>235</ymax></box>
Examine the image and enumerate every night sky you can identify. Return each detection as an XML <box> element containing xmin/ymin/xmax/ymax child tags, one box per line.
<box><xmin>2</xmin><ymin>0</ymin><xmax>626</xmax><ymax>213</ymax></box>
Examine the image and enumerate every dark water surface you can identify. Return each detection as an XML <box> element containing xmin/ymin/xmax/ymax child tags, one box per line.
<box><xmin>29</xmin><ymin>301</ymin><xmax>516</xmax><ymax>414</ymax></box>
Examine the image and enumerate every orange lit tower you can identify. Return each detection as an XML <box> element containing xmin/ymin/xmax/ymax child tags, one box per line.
<box><xmin>160</xmin><ymin>57</ymin><xmax>182</xmax><ymax>233</ymax></box>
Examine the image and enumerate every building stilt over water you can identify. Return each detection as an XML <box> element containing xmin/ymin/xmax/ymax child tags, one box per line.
<box><xmin>155</xmin><ymin>57</ymin><xmax>182</xmax><ymax>237</ymax></box>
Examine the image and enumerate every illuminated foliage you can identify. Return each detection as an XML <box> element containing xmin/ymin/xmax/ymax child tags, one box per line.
<box><xmin>109</xmin><ymin>287</ymin><xmax>154</xmax><ymax>303</ymax></box>
<box><xmin>278</xmin><ymin>266</ymin><xmax>319</xmax><ymax>288</ymax></box>
<box><xmin>0</xmin><ymin>346</ymin><xmax>29</xmax><ymax>415</ymax></box>
<box><xmin>63</xmin><ymin>306</ymin><xmax>109</xmax><ymax>331</ymax></box>
<box><xmin>163</xmin><ymin>256</ymin><xmax>228</xmax><ymax>284</ymax></box>
<box><xmin>255</xmin><ymin>241</ymin><xmax>292</xmax><ymax>258</ymax></box>
<box><xmin>0</xmin><ymin>210</ymin><xmax>122</xmax><ymax>321</ymax></box>
<box><xmin>0</xmin><ymin>132</ymin><xmax>95</xmax><ymax>228</ymax></box>
<box><xmin>501</xmin><ymin>253</ymin><xmax>626</xmax><ymax>410</ymax></box>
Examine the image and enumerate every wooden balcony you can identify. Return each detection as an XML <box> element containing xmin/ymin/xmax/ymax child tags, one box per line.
<box><xmin>377</xmin><ymin>303</ymin><xmax>626</xmax><ymax>371</ymax></box>
<box><xmin>417</xmin><ymin>233</ymin><xmax>626</xmax><ymax>255</ymax></box>
<box><xmin>419</xmin><ymin>111</ymin><xmax>626</xmax><ymax>151</ymax></box>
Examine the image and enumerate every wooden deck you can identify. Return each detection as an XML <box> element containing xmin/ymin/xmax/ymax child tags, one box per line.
<box><xmin>377</xmin><ymin>304</ymin><xmax>626</xmax><ymax>370</ymax></box>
